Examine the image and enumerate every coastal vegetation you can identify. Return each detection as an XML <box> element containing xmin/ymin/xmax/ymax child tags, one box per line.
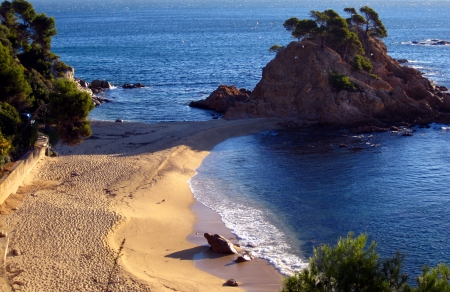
<box><xmin>281</xmin><ymin>7</ymin><xmax>386</xmax><ymax>94</ymax></box>
<box><xmin>329</xmin><ymin>71</ymin><xmax>357</xmax><ymax>91</ymax></box>
<box><xmin>0</xmin><ymin>0</ymin><xmax>93</xmax><ymax>171</ymax></box>
<box><xmin>281</xmin><ymin>233</ymin><xmax>450</xmax><ymax>292</ymax></box>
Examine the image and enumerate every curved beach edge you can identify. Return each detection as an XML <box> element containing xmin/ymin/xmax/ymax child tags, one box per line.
<box><xmin>1</xmin><ymin>118</ymin><xmax>303</xmax><ymax>291</ymax></box>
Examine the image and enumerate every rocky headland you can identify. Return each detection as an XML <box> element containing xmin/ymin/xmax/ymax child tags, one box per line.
<box><xmin>191</xmin><ymin>32</ymin><xmax>450</xmax><ymax>128</ymax></box>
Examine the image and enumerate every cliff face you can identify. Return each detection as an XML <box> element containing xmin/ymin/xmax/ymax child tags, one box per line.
<box><xmin>223</xmin><ymin>36</ymin><xmax>450</xmax><ymax>126</ymax></box>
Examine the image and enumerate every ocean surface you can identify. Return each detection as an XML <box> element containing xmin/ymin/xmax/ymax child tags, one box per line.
<box><xmin>31</xmin><ymin>0</ymin><xmax>450</xmax><ymax>279</ymax></box>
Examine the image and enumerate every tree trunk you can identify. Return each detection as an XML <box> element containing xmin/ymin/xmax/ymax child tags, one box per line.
<box><xmin>23</xmin><ymin>103</ymin><xmax>48</xmax><ymax>130</ymax></box>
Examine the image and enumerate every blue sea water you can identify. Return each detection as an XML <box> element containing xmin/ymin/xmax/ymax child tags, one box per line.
<box><xmin>31</xmin><ymin>0</ymin><xmax>450</xmax><ymax>279</ymax></box>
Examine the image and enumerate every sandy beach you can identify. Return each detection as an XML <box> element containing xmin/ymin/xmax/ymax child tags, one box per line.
<box><xmin>0</xmin><ymin>118</ymin><xmax>290</xmax><ymax>291</ymax></box>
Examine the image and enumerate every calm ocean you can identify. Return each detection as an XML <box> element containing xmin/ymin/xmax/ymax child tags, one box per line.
<box><xmin>31</xmin><ymin>0</ymin><xmax>450</xmax><ymax>279</ymax></box>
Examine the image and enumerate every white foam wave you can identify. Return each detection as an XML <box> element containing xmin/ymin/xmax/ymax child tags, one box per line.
<box><xmin>189</xmin><ymin>174</ymin><xmax>307</xmax><ymax>276</ymax></box>
<box><xmin>402</xmin><ymin>39</ymin><xmax>450</xmax><ymax>46</ymax></box>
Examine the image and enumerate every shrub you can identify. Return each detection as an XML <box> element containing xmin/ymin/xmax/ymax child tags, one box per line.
<box><xmin>0</xmin><ymin>101</ymin><xmax>22</xmax><ymax>137</ymax></box>
<box><xmin>329</xmin><ymin>71</ymin><xmax>357</xmax><ymax>91</ymax></box>
<box><xmin>281</xmin><ymin>233</ymin><xmax>391</xmax><ymax>292</ymax></box>
<box><xmin>0</xmin><ymin>131</ymin><xmax>11</xmax><ymax>171</ymax></box>
<box><xmin>54</xmin><ymin>60</ymin><xmax>70</xmax><ymax>71</ymax></box>
<box><xmin>405</xmin><ymin>264</ymin><xmax>450</xmax><ymax>292</ymax></box>
<box><xmin>353</xmin><ymin>54</ymin><xmax>373</xmax><ymax>72</ymax></box>
<box><xmin>269</xmin><ymin>44</ymin><xmax>285</xmax><ymax>52</ymax></box>
<box><xmin>281</xmin><ymin>233</ymin><xmax>450</xmax><ymax>292</ymax></box>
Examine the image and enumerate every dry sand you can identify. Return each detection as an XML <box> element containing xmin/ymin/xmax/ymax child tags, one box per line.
<box><xmin>0</xmin><ymin>118</ymin><xmax>292</xmax><ymax>291</ymax></box>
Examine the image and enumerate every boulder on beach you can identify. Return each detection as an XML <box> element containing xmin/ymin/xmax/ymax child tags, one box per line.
<box><xmin>203</xmin><ymin>233</ymin><xmax>240</xmax><ymax>254</ymax></box>
<box><xmin>225</xmin><ymin>279</ymin><xmax>239</xmax><ymax>287</ymax></box>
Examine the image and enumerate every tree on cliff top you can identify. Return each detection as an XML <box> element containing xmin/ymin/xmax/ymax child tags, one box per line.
<box><xmin>344</xmin><ymin>6</ymin><xmax>387</xmax><ymax>39</ymax></box>
<box><xmin>283</xmin><ymin>9</ymin><xmax>363</xmax><ymax>58</ymax></box>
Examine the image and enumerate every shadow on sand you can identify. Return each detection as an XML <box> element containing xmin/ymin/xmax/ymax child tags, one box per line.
<box><xmin>165</xmin><ymin>245</ymin><xmax>230</xmax><ymax>261</ymax></box>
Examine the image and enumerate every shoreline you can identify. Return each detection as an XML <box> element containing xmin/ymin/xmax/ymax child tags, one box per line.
<box><xmin>1</xmin><ymin>118</ymin><xmax>292</xmax><ymax>291</ymax></box>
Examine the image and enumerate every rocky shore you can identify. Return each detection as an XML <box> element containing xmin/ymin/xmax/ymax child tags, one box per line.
<box><xmin>190</xmin><ymin>31</ymin><xmax>450</xmax><ymax>130</ymax></box>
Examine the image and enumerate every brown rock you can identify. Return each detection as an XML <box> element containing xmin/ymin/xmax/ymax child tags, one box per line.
<box><xmin>189</xmin><ymin>85</ymin><xmax>250</xmax><ymax>113</ymax></box>
<box><xmin>203</xmin><ymin>233</ymin><xmax>240</xmax><ymax>254</ymax></box>
<box><xmin>225</xmin><ymin>279</ymin><xmax>239</xmax><ymax>287</ymax></box>
<box><xmin>90</xmin><ymin>79</ymin><xmax>111</xmax><ymax>89</ymax></box>
<box><xmin>221</xmin><ymin>29</ymin><xmax>448</xmax><ymax>126</ymax></box>
<box><xmin>235</xmin><ymin>250</ymin><xmax>254</xmax><ymax>262</ymax></box>
<box><xmin>11</xmin><ymin>248</ymin><xmax>21</xmax><ymax>256</ymax></box>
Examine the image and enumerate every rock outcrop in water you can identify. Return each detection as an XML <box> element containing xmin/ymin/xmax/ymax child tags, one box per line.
<box><xmin>189</xmin><ymin>85</ymin><xmax>250</xmax><ymax>113</ymax></box>
<box><xmin>194</xmin><ymin>31</ymin><xmax>450</xmax><ymax>126</ymax></box>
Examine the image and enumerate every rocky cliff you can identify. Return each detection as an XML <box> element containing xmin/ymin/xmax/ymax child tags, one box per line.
<box><xmin>194</xmin><ymin>33</ymin><xmax>450</xmax><ymax>126</ymax></box>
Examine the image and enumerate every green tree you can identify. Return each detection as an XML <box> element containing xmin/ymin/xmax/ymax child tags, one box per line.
<box><xmin>283</xmin><ymin>17</ymin><xmax>300</xmax><ymax>32</ymax></box>
<box><xmin>404</xmin><ymin>264</ymin><xmax>450</xmax><ymax>292</ymax></box>
<box><xmin>344</xmin><ymin>7</ymin><xmax>367</xmax><ymax>27</ymax></box>
<box><xmin>281</xmin><ymin>233</ymin><xmax>411</xmax><ymax>292</ymax></box>
<box><xmin>47</xmin><ymin>79</ymin><xmax>94</xmax><ymax>146</ymax></box>
<box><xmin>0</xmin><ymin>101</ymin><xmax>21</xmax><ymax>138</ymax></box>
<box><xmin>284</xmin><ymin>9</ymin><xmax>363</xmax><ymax>56</ymax></box>
<box><xmin>1</xmin><ymin>0</ymin><xmax>93</xmax><ymax>148</ymax></box>
<box><xmin>359</xmin><ymin>6</ymin><xmax>387</xmax><ymax>38</ymax></box>
<box><xmin>0</xmin><ymin>41</ymin><xmax>33</xmax><ymax>109</ymax></box>
<box><xmin>292</xmin><ymin>19</ymin><xmax>317</xmax><ymax>41</ymax></box>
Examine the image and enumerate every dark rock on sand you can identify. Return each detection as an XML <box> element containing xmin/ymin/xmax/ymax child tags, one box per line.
<box><xmin>225</xmin><ymin>279</ymin><xmax>239</xmax><ymax>287</ymax></box>
<box><xmin>235</xmin><ymin>250</ymin><xmax>254</xmax><ymax>263</ymax></box>
<box><xmin>203</xmin><ymin>233</ymin><xmax>240</xmax><ymax>254</ymax></box>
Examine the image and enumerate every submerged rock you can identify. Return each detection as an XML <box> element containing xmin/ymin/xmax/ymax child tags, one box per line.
<box><xmin>122</xmin><ymin>83</ymin><xmax>145</xmax><ymax>89</ymax></box>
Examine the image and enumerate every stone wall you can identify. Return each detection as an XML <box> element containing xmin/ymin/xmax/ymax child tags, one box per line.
<box><xmin>0</xmin><ymin>135</ymin><xmax>48</xmax><ymax>205</ymax></box>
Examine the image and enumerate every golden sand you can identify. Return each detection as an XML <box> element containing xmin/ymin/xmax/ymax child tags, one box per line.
<box><xmin>1</xmin><ymin>119</ymin><xmax>288</xmax><ymax>291</ymax></box>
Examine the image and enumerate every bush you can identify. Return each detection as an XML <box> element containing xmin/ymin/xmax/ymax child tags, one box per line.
<box><xmin>281</xmin><ymin>233</ymin><xmax>450</xmax><ymax>292</ymax></box>
<box><xmin>0</xmin><ymin>101</ymin><xmax>22</xmax><ymax>137</ymax></box>
<box><xmin>0</xmin><ymin>131</ymin><xmax>11</xmax><ymax>171</ymax></box>
<box><xmin>270</xmin><ymin>44</ymin><xmax>285</xmax><ymax>52</ymax></box>
<box><xmin>281</xmin><ymin>233</ymin><xmax>392</xmax><ymax>292</ymax></box>
<box><xmin>329</xmin><ymin>71</ymin><xmax>357</xmax><ymax>91</ymax></box>
<box><xmin>353</xmin><ymin>54</ymin><xmax>373</xmax><ymax>73</ymax></box>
